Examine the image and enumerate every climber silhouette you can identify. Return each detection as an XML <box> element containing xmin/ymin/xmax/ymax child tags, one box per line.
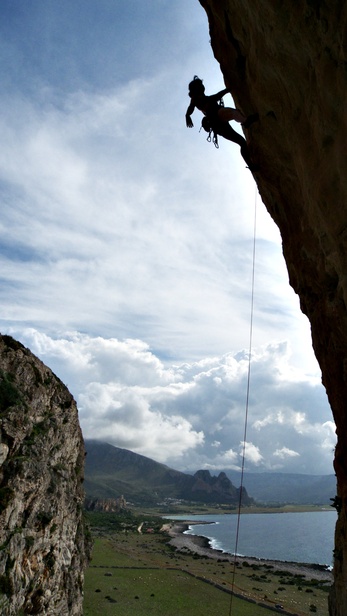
<box><xmin>185</xmin><ymin>76</ymin><xmax>259</xmax><ymax>171</ymax></box>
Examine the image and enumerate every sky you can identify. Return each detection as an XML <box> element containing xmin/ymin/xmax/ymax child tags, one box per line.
<box><xmin>0</xmin><ymin>0</ymin><xmax>336</xmax><ymax>476</ymax></box>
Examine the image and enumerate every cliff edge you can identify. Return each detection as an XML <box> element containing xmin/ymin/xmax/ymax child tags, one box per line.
<box><xmin>197</xmin><ymin>2</ymin><xmax>346</xmax><ymax>614</ymax></box>
<box><xmin>0</xmin><ymin>334</ymin><xmax>89</xmax><ymax>615</ymax></box>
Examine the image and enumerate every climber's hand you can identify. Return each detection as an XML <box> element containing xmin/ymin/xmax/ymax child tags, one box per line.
<box><xmin>186</xmin><ymin>116</ymin><xmax>194</xmax><ymax>128</ymax></box>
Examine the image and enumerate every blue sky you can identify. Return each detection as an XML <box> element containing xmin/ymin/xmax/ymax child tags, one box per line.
<box><xmin>1</xmin><ymin>0</ymin><xmax>335</xmax><ymax>475</ymax></box>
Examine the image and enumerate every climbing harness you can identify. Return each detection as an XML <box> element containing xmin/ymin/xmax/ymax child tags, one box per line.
<box><xmin>199</xmin><ymin>98</ymin><xmax>225</xmax><ymax>149</ymax></box>
<box><xmin>229</xmin><ymin>186</ymin><xmax>258</xmax><ymax>616</ymax></box>
<box><xmin>200</xmin><ymin>116</ymin><xmax>219</xmax><ymax>148</ymax></box>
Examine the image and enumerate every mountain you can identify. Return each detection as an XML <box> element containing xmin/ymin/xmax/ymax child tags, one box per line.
<box><xmin>224</xmin><ymin>470</ymin><xmax>336</xmax><ymax>505</ymax></box>
<box><xmin>84</xmin><ymin>441</ymin><xmax>335</xmax><ymax>506</ymax></box>
<box><xmin>84</xmin><ymin>440</ymin><xmax>252</xmax><ymax>506</ymax></box>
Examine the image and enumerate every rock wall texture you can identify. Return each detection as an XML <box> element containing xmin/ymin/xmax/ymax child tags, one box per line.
<box><xmin>197</xmin><ymin>2</ymin><xmax>347</xmax><ymax>614</ymax></box>
<box><xmin>0</xmin><ymin>334</ymin><xmax>90</xmax><ymax>615</ymax></box>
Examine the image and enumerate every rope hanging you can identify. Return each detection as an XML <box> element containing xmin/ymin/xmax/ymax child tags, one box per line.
<box><xmin>229</xmin><ymin>185</ymin><xmax>258</xmax><ymax>616</ymax></box>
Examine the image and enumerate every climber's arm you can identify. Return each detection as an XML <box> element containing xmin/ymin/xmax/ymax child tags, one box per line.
<box><xmin>186</xmin><ymin>101</ymin><xmax>195</xmax><ymax>127</ymax></box>
<box><xmin>210</xmin><ymin>88</ymin><xmax>230</xmax><ymax>102</ymax></box>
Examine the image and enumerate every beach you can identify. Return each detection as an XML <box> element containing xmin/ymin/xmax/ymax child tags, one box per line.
<box><xmin>165</xmin><ymin>521</ymin><xmax>333</xmax><ymax>583</ymax></box>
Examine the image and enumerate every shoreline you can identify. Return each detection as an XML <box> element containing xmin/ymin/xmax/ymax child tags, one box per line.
<box><xmin>165</xmin><ymin>521</ymin><xmax>333</xmax><ymax>583</ymax></box>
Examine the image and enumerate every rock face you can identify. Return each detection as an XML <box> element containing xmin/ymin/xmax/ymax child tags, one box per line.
<box><xmin>188</xmin><ymin>470</ymin><xmax>253</xmax><ymax>505</ymax></box>
<box><xmin>0</xmin><ymin>334</ymin><xmax>89</xmax><ymax>615</ymax></box>
<box><xmin>197</xmin><ymin>2</ymin><xmax>346</xmax><ymax>613</ymax></box>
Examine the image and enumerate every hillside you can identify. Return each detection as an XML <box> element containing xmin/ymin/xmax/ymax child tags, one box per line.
<box><xmin>84</xmin><ymin>441</ymin><xmax>335</xmax><ymax>507</ymax></box>
<box><xmin>84</xmin><ymin>440</ymin><xmax>252</xmax><ymax>507</ymax></box>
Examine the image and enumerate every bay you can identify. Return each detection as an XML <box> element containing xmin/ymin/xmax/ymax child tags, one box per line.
<box><xmin>169</xmin><ymin>511</ymin><xmax>336</xmax><ymax>566</ymax></box>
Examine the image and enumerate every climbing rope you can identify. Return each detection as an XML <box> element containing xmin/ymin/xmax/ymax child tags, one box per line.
<box><xmin>229</xmin><ymin>185</ymin><xmax>258</xmax><ymax>616</ymax></box>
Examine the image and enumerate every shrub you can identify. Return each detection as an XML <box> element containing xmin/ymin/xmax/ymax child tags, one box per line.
<box><xmin>0</xmin><ymin>373</ymin><xmax>22</xmax><ymax>411</ymax></box>
<box><xmin>25</xmin><ymin>536</ymin><xmax>35</xmax><ymax>549</ymax></box>
<box><xmin>36</xmin><ymin>511</ymin><xmax>53</xmax><ymax>527</ymax></box>
<box><xmin>27</xmin><ymin>421</ymin><xmax>49</xmax><ymax>443</ymax></box>
<box><xmin>0</xmin><ymin>574</ymin><xmax>13</xmax><ymax>596</ymax></box>
<box><xmin>0</xmin><ymin>487</ymin><xmax>14</xmax><ymax>514</ymax></box>
<box><xmin>44</xmin><ymin>549</ymin><xmax>55</xmax><ymax>572</ymax></box>
<box><xmin>2</xmin><ymin>336</ymin><xmax>25</xmax><ymax>352</ymax></box>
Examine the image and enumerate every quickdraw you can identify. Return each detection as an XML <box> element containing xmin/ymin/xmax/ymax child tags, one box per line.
<box><xmin>200</xmin><ymin>116</ymin><xmax>219</xmax><ymax>148</ymax></box>
<box><xmin>199</xmin><ymin>98</ymin><xmax>224</xmax><ymax>149</ymax></box>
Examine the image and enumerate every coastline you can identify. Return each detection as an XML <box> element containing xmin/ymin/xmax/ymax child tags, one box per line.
<box><xmin>165</xmin><ymin>521</ymin><xmax>333</xmax><ymax>583</ymax></box>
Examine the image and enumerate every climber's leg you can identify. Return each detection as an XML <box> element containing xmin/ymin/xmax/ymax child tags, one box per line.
<box><xmin>242</xmin><ymin>113</ymin><xmax>259</xmax><ymax>129</ymax></box>
<box><xmin>218</xmin><ymin>107</ymin><xmax>246</xmax><ymax>123</ymax></box>
<box><xmin>216</xmin><ymin>122</ymin><xmax>259</xmax><ymax>171</ymax></box>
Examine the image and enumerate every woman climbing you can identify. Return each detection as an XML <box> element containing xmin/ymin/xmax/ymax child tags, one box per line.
<box><xmin>185</xmin><ymin>76</ymin><xmax>259</xmax><ymax>171</ymax></box>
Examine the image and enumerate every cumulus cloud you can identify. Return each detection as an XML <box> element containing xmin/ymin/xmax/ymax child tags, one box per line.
<box><xmin>80</xmin><ymin>381</ymin><xmax>204</xmax><ymax>462</ymax></box>
<box><xmin>273</xmin><ymin>447</ymin><xmax>300</xmax><ymax>459</ymax></box>
<box><xmin>8</xmin><ymin>328</ymin><xmax>335</xmax><ymax>475</ymax></box>
<box><xmin>242</xmin><ymin>442</ymin><xmax>264</xmax><ymax>465</ymax></box>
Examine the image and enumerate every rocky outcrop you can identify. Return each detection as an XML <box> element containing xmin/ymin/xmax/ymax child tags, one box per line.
<box><xmin>0</xmin><ymin>334</ymin><xmax>90</xmax><ymax>615</ymax></box>
<box><xmin>197</xmin><ymin>2</ymin><xmax>346</xmax><ymax>614</ymax></box>
<box><xmin>85</xmin><ymin>495</ymin><xmax>128</xmax><ymax>512</ymax></box>
<box><xmin>188</xmin><ymin>470</ymin><xmax>253</xmax><ymax>505</ymax></box>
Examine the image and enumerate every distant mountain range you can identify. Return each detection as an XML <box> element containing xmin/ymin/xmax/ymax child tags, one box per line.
<box><xmin>84</xmin><ymin>440</ymin><xmax>252</xmax><ymax>507</ymax></box>
<box><xmin>84</xmin><ymin>440</ymin><xmax>336</xmax><ymax>507</ymax></box>
<box><xmin>225</xmin><ymin>470</ymin><xmax>336</xmax><ymax>505</ymax></box>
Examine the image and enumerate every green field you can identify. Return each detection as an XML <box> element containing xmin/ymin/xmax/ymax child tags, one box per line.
<box><xmin>83</xmin><ymin>513</ymin><xmax>330</xmax><ymax>616</ymax></box>
<box><xmin>84</xmin><ymin>537</ymin><xmax>271</xmax><ymax>616</ymax></box>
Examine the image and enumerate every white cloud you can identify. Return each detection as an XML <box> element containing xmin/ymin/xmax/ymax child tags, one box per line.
<box><xmin>80</xmin><ymin>381</ymin><xmax>204</xmax><ymax>462</ymax></box>
<box><xmin>211</xmin><ymin>440</ymin><xmax>221</xmax><ymax>448</ymax></box>
<box><xmin>273</xmin><ymin>447</ymin><xmax>300</xmax><ymax>459</ymax></box>
<box><xmin>242</xmin><ymin>441</ymin><xmax>263</xmax><ymax>465</ymax></box>
<box><xmin>6</xmin><ymin>329</ymin><xmax>335</xmax><ymax>475</ymax></box>
<box><xmin>199</xmin><ymin>449</ymin><xmax>240</xmax><ymax>472</ymax></box>
<box><xmin>321</xmin><ymin>421</ymin><xmax>336</xmax><ymax>450</ymax></box>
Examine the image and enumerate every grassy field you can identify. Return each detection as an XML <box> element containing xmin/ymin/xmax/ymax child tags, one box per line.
<box><xmin>83</xmin><ymin>513</ymin><xmax>331</xmax><ymax>616</ymax></box>
<box><xmin>84</xmin><ymin>536</ymin><xmax>271</xmax><ymax>616</ymax></box>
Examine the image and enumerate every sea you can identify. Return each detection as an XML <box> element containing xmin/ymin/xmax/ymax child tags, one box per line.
<box><xmin>169</xmin><ymin>511</ymin><xmax>336</xmax><ymax>567</ymax></box>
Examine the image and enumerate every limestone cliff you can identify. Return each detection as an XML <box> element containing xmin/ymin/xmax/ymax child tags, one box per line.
<box><xmin>0</xmin><ymin>334</ymin><xmax>89</xmax><ymax>615</ymax></box>
<box><xmin>85</xmin><ymin>496</ymin><xmax>128</xmax><ymax>512</ymax></box>
<box><xmin>197</xmin><ymin>2</ymin><xmax>347</xmax><ymax>614</ymax></box>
